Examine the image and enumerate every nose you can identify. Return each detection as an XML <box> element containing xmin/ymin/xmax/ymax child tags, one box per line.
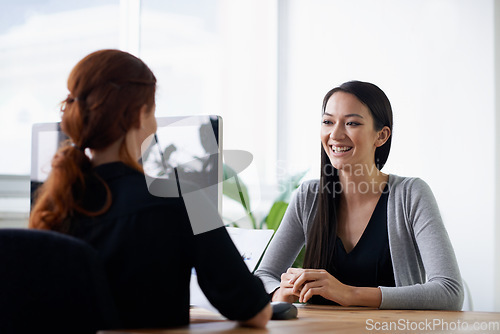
<box><xmin>329</xmin><ymin>123</ymin><xmax>345</xmax><ymax>140</ymax></box>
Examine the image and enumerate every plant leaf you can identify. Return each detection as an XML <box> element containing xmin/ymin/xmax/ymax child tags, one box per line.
<box><xmin>276</xmin><ymin>169</ymin><xmax>308</xmax><ymax>202</ymax></box>
<box><xmin>222</xmin><ymin>164</ymin><xmax>252</xmax><ymax>213</ymax></box>
<box><xmin>263</xmin><ymin>201</ymin><xmax>289</xmax><ymax>231</ymax></box>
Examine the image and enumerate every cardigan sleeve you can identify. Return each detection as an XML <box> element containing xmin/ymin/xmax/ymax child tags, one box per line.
<box><xmin>380</xmin><ymin>177</ymin><xmax>464</xmax><ymax>310</ymax></box>
<box><xmin>254</xmin><ymin>181</ymin><xmax>316</xmax><ymax>293</ymax></box>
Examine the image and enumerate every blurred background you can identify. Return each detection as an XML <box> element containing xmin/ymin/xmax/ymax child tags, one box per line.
<box><xmin>0</xmin><ymin>0</ymin><xmax>498</xmax><ymax>312</ymax></box>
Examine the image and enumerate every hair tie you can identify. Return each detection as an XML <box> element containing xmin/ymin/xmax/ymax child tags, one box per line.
<box><xmin>72</xmin><ymin>143</ymin><xmax>86</xmax><ymax>152</ymax></box>
<box><xmin>67</xmin><ymin>94</ymin><xmax>80</xmax><ymax>103</ymax></box>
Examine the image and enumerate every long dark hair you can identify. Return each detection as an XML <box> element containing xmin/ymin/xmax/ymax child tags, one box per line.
<box><xmin>29</xmin><ymin>49</ymin><xmax>156</xmax><ymax>231</ymax></box>
<box><xmin>303</xmin><ymin>81</ymin><xmax>393</xmax><ymax>269</ymax></box>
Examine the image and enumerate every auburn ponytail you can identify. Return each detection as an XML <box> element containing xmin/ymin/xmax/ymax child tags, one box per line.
<box><xmin>29</xmin><ymin>143</ymin><xmax>111</xmax><ymax>231</ymax></box>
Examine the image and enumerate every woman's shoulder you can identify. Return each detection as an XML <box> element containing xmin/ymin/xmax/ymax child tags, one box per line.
<box><xmin>296</xmin><ymin>179</ymin><xmax>320</xmax><ymax>199</ymax></box>
<box><xmin>388</xmin><ymin>174</ymin><xmax>432</xmax><ymax>192</ymax></box>
<box><xmin>290</xmin><ymin>179</ymin><xmax>321</xmax><ymax>212</ymax></box>
<box><xmin>299</xmin><ymin>179</ymin><xmax>320</xmax><ymax>190</ymax></box>
<box><xmin>388</xmin><ymin>174</ymin><xmax>436</xmax><ymax>206</ymax></box>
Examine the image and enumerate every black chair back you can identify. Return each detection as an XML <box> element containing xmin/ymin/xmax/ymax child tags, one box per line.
<box><xmin>0</xmin><ymin>229</ymin><xmax>120</xmax><ymax>334</ymax></box>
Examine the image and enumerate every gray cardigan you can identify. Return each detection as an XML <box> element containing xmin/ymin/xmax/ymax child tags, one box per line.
<box><xmin>255</xmin><ymin>175</ymin><xmax>464</xmax><ymax>310</ymax></box>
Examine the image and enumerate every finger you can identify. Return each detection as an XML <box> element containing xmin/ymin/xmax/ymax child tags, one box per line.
<box><xmin>297</xmin><ymin>279</ymin><xmax>323</xmax><ymax>301</ymax></box>
<box><xmin>286</xmin><ymin>268</ymin><xmax>304</xmax><ymax>275</ymax></box>
<box><xmin>281</xmin><ymin>287</ymin><xmax>300</xmax><ymax>299</ymax></box>
<box><xmin>286</xmin><ymin>269</ymin><xmax>305</xmax><ymax>285</ymax></box>
<box><xmin>280</xmin><ymin>274</ymin><xmax>296</xmax><ymax>287</ymax></box>
<box><xmin>280</xmin><ymin>272</ymin><xmax>294</xmax><ymax>281</ymax></box>
<box><xmin>291</xmin><ymin>271</ymin><xmax>320</xmax><ymax>287</ymax></box>
<box><xmin>289</xmin><ymin>271</ymin><xmax>307</xmax><ymax>285</ymax></box>
<box><xmin>288</xmin><ymin>269</ymin><xmax>326</xmax><ymax>284</ymax></box>
<box><xmin>300</xmin><ymin>286</ymin><xmax>323</xmax><ymax>303</ymax></box>
<box><xmin>292</xmin><ymin>279</ymin><xmax>316</xmax><ymax>295</ymax></box>
<box><xmin>299</xmin><ymin>279</ymin><xmax>327</xmax><ymax>303</ymax></box>
<box><xmin>289</xmin><ymin>268</ymin><xmax>322</xmax><ymax>274</ymax></box>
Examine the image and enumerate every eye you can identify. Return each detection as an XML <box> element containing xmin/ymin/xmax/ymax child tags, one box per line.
<box><xmin>322</xmin><ymin>119</ymin><xmax>332</xmax><ymax>125</ymax></box>
<box><xmin>346</xmin><ymin>121</ymin><xmax>361</xmax><ymax>126</ymax></box>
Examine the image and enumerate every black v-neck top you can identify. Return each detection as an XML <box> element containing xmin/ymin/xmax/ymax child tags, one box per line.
<box><xmin>311</xmin><ymin>188</ymin><xmax>395</xmax><ymax>305</ymax></box>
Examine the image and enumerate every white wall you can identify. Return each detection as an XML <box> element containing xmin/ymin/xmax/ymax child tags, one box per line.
<box><xmin>139</xmin><ymin>0</ymin><xmax>278</xmax><ymax>198</ymax></box>
<box><xmin>494</xmin><ymin>0</ymin><xmax>500</xmax><ymax>313</ymax></box>
<box><xmin>280</xmin><ymin>0</ymin><xmax>497</xmax><ymax>311</ymax></box>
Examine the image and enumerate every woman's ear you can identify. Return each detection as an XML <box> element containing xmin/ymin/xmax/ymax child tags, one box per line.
<box><xmin>375</xmin><ymin>126</ymin><xmax>391</xmax><ymax>147</ymax></box>
<box><xmin>136</xmin><ymin>104</ymin><xmax>150</xmax><ymax>129</ymax></box>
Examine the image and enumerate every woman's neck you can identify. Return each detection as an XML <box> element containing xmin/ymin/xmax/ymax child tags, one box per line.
<box><xmin>338</xmin><ymin>164</ymin><xmax>388</xmax><ymax>204</ymax></box>
<box><xmin>90</xmin><ymin>138</ymin><xmax>123</xmax><ymax>167</ymax></box>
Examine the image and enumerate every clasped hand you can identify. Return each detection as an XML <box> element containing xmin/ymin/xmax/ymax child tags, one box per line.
<box><xmin>274</xmin><ymin>268</ymin><xmax>351</xmax><ymax>305</ymax></box>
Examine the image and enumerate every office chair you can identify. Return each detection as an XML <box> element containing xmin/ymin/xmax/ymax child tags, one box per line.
<box><xmin>462</xmin><ymin>279</ymin><xmax>474</xmax><ymax>311</ymax></box>
<box><xmin>0</xmin><ymin>228</ymin><xmax>120</xmax><ymax>334</ymax></box>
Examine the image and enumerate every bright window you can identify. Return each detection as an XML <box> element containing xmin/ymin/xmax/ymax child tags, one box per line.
<box><xmin>0</xmin><ymin>0</ymin><xmax>121</xmax><ymax>175</ymax></box>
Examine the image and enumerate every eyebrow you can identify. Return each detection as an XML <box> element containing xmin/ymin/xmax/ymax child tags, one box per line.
<box><xmin>323</xmin><ymin>112</ymin><xmax>364</xmax><ymax>119</ymax></box>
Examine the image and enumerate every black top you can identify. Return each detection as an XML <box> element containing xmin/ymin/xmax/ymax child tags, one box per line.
<box><xmin>311</xmin><ymin>188</ymin><xmax>395</xmax><ymax>305</ymax></box>
<box><xmin>67</xmin><ymin>162</ymin><xmax>269</xmax><ymax>329</ymax></box>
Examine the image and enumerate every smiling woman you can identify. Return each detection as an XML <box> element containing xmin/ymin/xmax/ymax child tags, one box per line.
<box><xmin>255</xmin><ymin>80</ymin><xmax>464</xmax><ymax>311</ymax></box>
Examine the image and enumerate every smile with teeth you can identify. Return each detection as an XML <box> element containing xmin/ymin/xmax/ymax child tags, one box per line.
<box><xmin>331</xmin><ymin>146</ymin><xmax>352</xmax><ymax>153</ymax></box>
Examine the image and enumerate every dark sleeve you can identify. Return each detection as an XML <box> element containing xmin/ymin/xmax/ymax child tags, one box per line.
<box><xmin>193</xmin><ymin>226</ymin><xmax>270</xmax><ymax>321</ymax></box>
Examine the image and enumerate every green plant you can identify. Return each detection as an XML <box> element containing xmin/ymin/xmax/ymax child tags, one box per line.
<box><xmin>223</xmin><ymin>165</ymin><xmax>307</xmax><ymax>267</ymax></box>
<box><xmin>222</xmin><ymin>164</ymin><xmax>258</xmax><ymax>229</ymax></box>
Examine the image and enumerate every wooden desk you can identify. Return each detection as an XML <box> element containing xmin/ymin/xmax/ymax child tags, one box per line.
<box><xmin>100</xmin><ymin>304</ymin><xmax>500</xmax><ymax>334</ymax></box>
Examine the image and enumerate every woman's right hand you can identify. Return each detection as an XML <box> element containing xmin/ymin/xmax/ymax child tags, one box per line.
<box><xmin>272</xmin><ymin>270</ymin><xmax>300</xmax><ymax>303</ymax></box>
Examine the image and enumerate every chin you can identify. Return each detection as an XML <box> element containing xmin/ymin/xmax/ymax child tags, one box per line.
<box><xmin>328</xmin><ymin>160</ymin><xmax>359</xmax><ymax>174</ymax></box>
<box><xmin>333</xmin><ymin>164</ymin><xmax>348</xmax><ymax>172</ymax></box>
<box><xmin>327</xmin><ymin>157</ymin><xmax>345</xmax><ymax>171</ymax></box>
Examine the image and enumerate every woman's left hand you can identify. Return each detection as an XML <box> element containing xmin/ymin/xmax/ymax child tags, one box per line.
<box><xmin>287</xmin><ymin>268</ymin><xmax>352</xmax><ymax>305</ymax></box>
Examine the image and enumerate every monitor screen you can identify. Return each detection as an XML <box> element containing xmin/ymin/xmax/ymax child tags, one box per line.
<box><xmin>141</xmin><ymin>115</ymin><xmax>222</xmax><ymax>214</ymax></box>
<box><xmin>30</xmin><ymin>115</ymin><xmax>222</xmax><ymax>213</ymax></box>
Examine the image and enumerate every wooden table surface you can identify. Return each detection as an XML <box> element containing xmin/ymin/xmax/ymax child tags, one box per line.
<box><xmin>99</xmin><ymin>304</ymin><xmax>500</xmax><ymax>334</ymax></box>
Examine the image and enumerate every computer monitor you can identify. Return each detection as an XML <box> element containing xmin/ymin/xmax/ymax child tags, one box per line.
<box><xmin>30</xmin><ymin>115</ymin><xmax>223</xmax><ymax>214</ymax></box>
<box><xmin>30</xmin><ymin>122</ymin><xmax>67</xmax><ymax>205</ymax></box>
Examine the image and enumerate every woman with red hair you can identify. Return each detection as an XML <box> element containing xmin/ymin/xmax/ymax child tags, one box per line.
<box><xmin>30</xmin><ymin>49</ymin><xmax>271</xmax><ymax>329</ymax></box>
